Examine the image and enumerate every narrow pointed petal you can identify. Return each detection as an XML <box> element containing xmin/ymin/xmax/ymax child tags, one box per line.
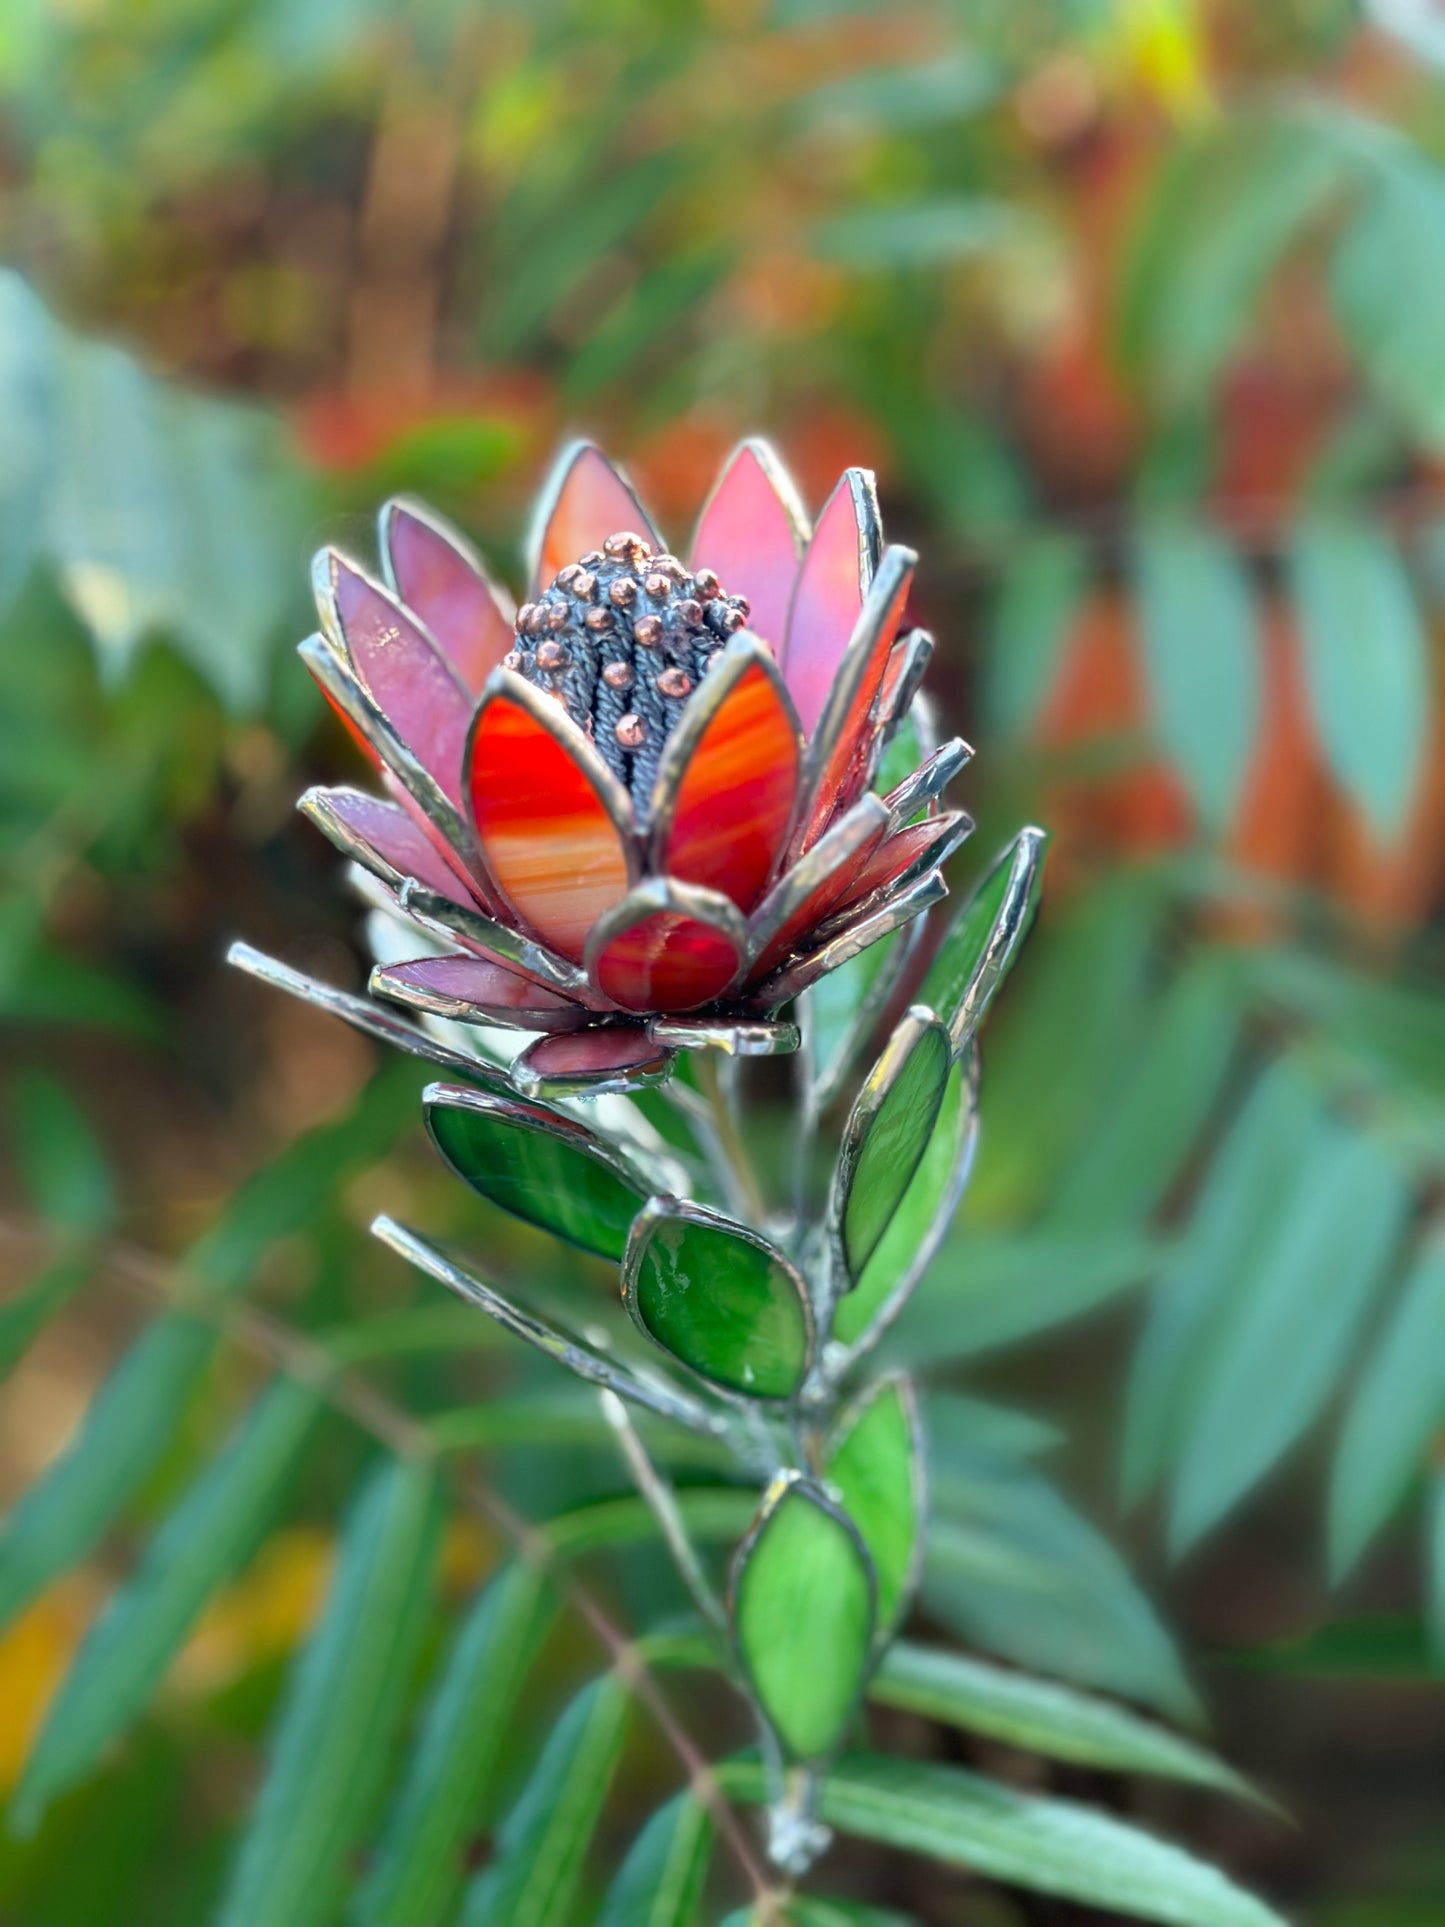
<box><xmin>585</xmin><ymin>880</ymin><xmax>746</xmax><ymax>1014</ymax></box>
<box><xmin>881</xmin><ymin>737</ymin><xmax>973</xmax><ymax>830</ymax></box>
<box><xmin>511</xmin><ymin>1026</ymin><xmax>674</xmax><ymax>1099</ymax></box>
<box><xmin>755</xmin><ymin>867</ymin><xmax>949</xmax><ymax>1008</ymax></box>
<box><xmin>782</xmin><ymin>468</ymin><xmax>883</xmax><ymax>736</ymax></box>
<box><xmin>379</xmin><ymin>498</ymin><xmax>516</xmax><ymax>694</ymax></box>
<box><xmin>371</xmin><ymin>954</ymin><xmax>589</xmax><ymax>1032</ymax></box>
<box><xmin>394</xmin><ymin>880</ymin><xmax>595</xmax><ymax>999</ymax></box>
<box><xmin>794</xmin><ymin>545</ymin><xmax>916</xmax><ymax>855</ymax></box>
<box><xmin>690</xmin><ymin>439</ymin><xmax>808</xmax><ymax>652</ymax></box>
<box><xmin>826</xmin><ymin>811</ymin><xmax>972</xmax><ymax>923</ymax></box>
<box><xmin>466</xmin><ymin>669</ymin><xmax>639</xmax><ymax>962</ymax></box>
<box><xmin>649</xmin><ymin>636</ymin><xmax>802</xmax><ymax>913</ymax></box>
<box><xmin>747</xmin><ymin>794</ymin><xmax>889</xmax><ymax>981</ymax></box>
<box><xmin>314</xmin><ymin>549</ymin><xmax>474</xmax><ymax>805</ymax></box>
<box><xmin>647</xmin><ymin>1015</ymin><xmax>801</xmax><ymax>1056</ymax></box>
<box><xmin>528</xmin><ymin>441</ymin><xmax>661</xmax><ymax>591</ymax></box>
<box><xmin>299</xmin><ymin>785</ymin><xmax>478</xmax><ymax>903</ymax></box>
<box><xmin>876</xmin><ymin>626</ymin><xmax>934</xmax><ymax>736</ymax></box>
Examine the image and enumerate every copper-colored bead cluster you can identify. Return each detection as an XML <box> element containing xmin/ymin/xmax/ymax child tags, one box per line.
<box><xmin>507</xmin><ymin>530</ymin><xmax>752</xmax><ymax>804</ymax></box>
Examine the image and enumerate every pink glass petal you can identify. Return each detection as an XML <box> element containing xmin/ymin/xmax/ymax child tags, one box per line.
<box><xmin>514</xmin><ymin>1026</ymin><xmax>673</xmax><ymax>1091</ymax></box>
<box><xmin>372</xmin><ymin>953</ymin><xmax>587</xmax><ymax>1030</ymax></box>
<box><xmin>590</xmin><ymin>911</ymin><xmax>743</xmax><ymax>1014</ymax></box>
<box><xmin>530</xmin><ymin>443</ymin><xmax>661</xmax><ymax>590</ymax></box>
<box><xmin>795</xmin><ymin>546</ymin><xmax>915</xmax><ymax>856</ymax></box>
<box><xmin>319</xmin><ymin>551</ymin><xmax>474</xmax><ymax>806</ymax></box>
<box><xmin>302</xmin><ymin>784</ymin><xmax>478</xmax><ymax>902</ymax></box>
<box><xmin>380</xmin><ymin>500</ymin><xmax>516</xmax><ymax>695</ymax></box>
<box><xmin>781</xmin><ymin>468</ymin><xmax>882</xmax><ymax>737</ymax></box>
<box><xmin>467</xmin><ymin>674</ymin><xmax>636</xmax><ymax>962</ymax></box>
<box><xmin>690</xmin><ymin>441</ymin><xmax>807</xmax><ymax>653</ymax></box>
<box><xmin>652</xmin><ymin>644</ymin><xmax>801</xmax><ymax>913</ymax></box>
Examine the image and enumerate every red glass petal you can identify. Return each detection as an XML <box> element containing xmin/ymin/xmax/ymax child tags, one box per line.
<box><xmin>781</xmin><ymin>469</ymin><xmax>881</xmax><ymax>737</ymax></box>
<box><xmin>690</xmin><ymin>440</ymin><xmax>807</xmax><ymax>653</ymax></box>
<box><xmin>371</xmin><ymin>953</ymin><xmax>586</xmax><ymax>1030</ymax></box>
<box><xmin>530</xmin><ymin>442</ymin><xmax>661</xmax><ymax>590</ymax></box>
<box><xmin>794</xmin><ymin>545</ymin><xmax>916</xmax><ymax>856</ymax></box>
<box><xmin>317</xmin><ymin>550</ymin><xmax>474</xmax><ymax>806</ymax></box>
<box><xmin>650</xmin><ymin>640</ymin><xmax>802</xmax><ymax>913</ymax></box>
<box><xmin>513</xmin><ymin>1026</ymin><xmax>673</xmax><ymax>1096</ymax></box>
<box><xmin>826</xmin><ymin>811</ymin><xmax>971</xmax><ymax>922</ymax></box>
<box><xmin>466</xmin><ymin>672</ymin><xmax>637</xmax><ymax>962</ymax></box>
<box><xmin>586</xmin><ymin>885</ymin><xmax>745</xmax><ymax>1014</ymax></box>
<box><xmin>380</xmin><ymin>500</ymin><xmax>516</xmax><ymax>694</ymax></box>
<box><xmin>301</xmin><ymin>784</ymin><xmax>477</xmax><ymax>902</ymax></box>
<box><xmin>746</xmin><ymin>795</ymin><xmax>890</xmax><ymax>982</ymax></box>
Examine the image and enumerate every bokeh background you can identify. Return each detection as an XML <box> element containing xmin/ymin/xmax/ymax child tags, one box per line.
<box><xmin>1</xmin><ymin>0</ymin><xmax>1443</xmax><ymax>1921</ymax></box>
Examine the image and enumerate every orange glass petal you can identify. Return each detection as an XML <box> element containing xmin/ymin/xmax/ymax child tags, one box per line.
<box><xmin>828</xmin><ymin>811</ymin><xmax>966</xmax><ymax>920</ymax></box>
<box><xmin>382</xmin><ymin>502</ymin><xmax>515</xmax><ymax>695</ymax></box>
<box><xmin>782</xmin><ymin>470</ymin><xmax>879</xmax><ymax>737</ymax></box>
<box><xmin>748</xmin><ymin>806</ymin><xmax>890</xmax><ymax>982</ymax></box>
<box><xmin>533</xmin><ymin>444</ymin><xmax>660</xmax><ymax>589</ymax></box>
<box><xmin>591</xmin><ymin>911</ymin><xmax>742</xmax><ymax>1013</ymax></box>
<box><xmin>691</xmin><ymin>443</ymin><xmax>804</xmax><ymax>653</ymax></box>
<box><xmin>468</xmin><ymin>684</ymin><xmax>634</xmax><ymax>961</ymax></box>
<box><xmin>656</xmin><ymin>658</ymin><xmax>800</xmax><ymax>912</ymax></box>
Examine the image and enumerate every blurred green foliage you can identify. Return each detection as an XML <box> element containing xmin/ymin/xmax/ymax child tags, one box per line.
<box><xmin>0</xmin><ymin>0</ymin><xmax>1443</xmax><ymax>1922</ymax></box>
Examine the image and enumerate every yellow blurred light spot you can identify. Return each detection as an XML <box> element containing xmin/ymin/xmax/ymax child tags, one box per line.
<box><xmin>0</xmin><ymin>1579</ymin><xmax>100</xmax><ymax>1794</ymax></box>
<box><xmin>1110</xmin><ymin>0</ymin><xmax>1214</xmax><ymax>121</ymax></box>
<box><xmin>173</xmin><ymin>1526</ymin><xmax>333</xmax><ymax>1697</ymax></box>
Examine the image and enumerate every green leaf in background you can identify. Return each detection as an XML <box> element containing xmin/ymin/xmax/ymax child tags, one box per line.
<box><xmin>926</xmin><ymin>1440</ymin><xmax>1196</xmax><ymax>1721</ymax></box>
<box><xmin>623</xmin><ymin>1198</ymin><xmax>813</xmax><ymax>1400</ymax></box>
<box><xmin>7</xmin><ymin>1067</ymin><xmax>115</xmax><ymax>1234</ymax></box>
<box><xmin>832</xmin><ymin>1056</ymin><xmax>974</xmax><ymax>1352</ymax></box>
<box><xmin>796</xmin><ymin>48</ymin><xmax>999</xmax><ymax>134</ymax></box>
<box><xmin>12</xmin><ymin>1378</ymin><xmax>321</xmax><ymax>1832</ymax></box>
<box><xmin>1331</xmin><ymin>154</ymin><xmax>1445</xmax><ymax>446</ymax></box>
<box><xmin>731</xmin><ymin>1474</ymin><xmax>875</xmax><ymax>1760</ymax></box>
<box><xmin>1329</xmin><ymin>1239</ymin><xmax>1445</xmax><ymax>1581</ymax></box>
<box><xmin>722</xmin><ymin>1903</ymin><xmax>918</xmax><ymax>1927</ymax></box>
<box><xmin>1134</xmin><ymin>521</ymin><xmax>1261</xmax><ymax>831</ymax></box>
<box><xmin>811</xmin><ymin>197</ymin><xmax>1018</xmax><ymax>266</ymax></box>
<box><xmin>917</xmin><ymin>828</ymin><xmax>1047</xmax><ymax>1053</ymax></box>
<box><xmin>595</xmin><ymin>1791</ymin><xmax>713</xmax><ymax>1927</ymax></box>
<box><xmin>354</xmin><ymin>1562</ymin><xmax>555</xmax><ymax>1927</ymax></box>
<box><xmin>871</xmin><ymin>1642</ymin><xmax>1256</xmax><ymax>1801</ymax></box>
<box><xmin>217</xmin><ymin>1455</ymin><xmax>443</xmax><ymax>1927</ymax></box>
<box><xmin>720</xmin><ymin>1753</ymin><xmax>1286</xmax><ymax>1927</ymax></box>
<box><xmin>830</xmin><ymin>1008</ymin><xmax>950</xmax><ymax>1285</ymax></box>
<box><xmin>1123</xmin><ymin>1055</ymin><xmax>1321</xmax><ymax>1506</ymax></box>
<box><xmin>0</xmin><ymin>1259</ymin><xmax>90</xmax><ymax>1386</ymax></box>
<box><xmin>1168</xmin><ymin>1113</ymin><xmax>1409</xmax><ymax>1555</ymax></box>
<box><xmin>425</xmin><ymin>1083</ymin><xmax>648</xmax><ymax>1261</ymax></box>
<box><xmin>985</xmin><ymin>532</ymin><xmax>1089</xmax><ymax>737</ymax></box>
<box><xmin>825</xmin><ymin>1375</ymin><xmax>923</xmax><ymax>1636</ymax></box>
<box><xmin>0</xmin><ymin>270</ymin><xmax>56</xmax><ymax>609</ymax></box>
<box><xmin>460</xmin><ymin>1673</ymin><xmax>631</xmax><ymax>1927</ymax></box>
<box><xmin>1428</xmin><ymin>1471</ymin><xmax>1445</xmax><ymax>1663</ymax></box>
<box><xmin>1286</xmin><ymin>516</ymin><xmax>1431</xmax><ymax>839</ymax></box>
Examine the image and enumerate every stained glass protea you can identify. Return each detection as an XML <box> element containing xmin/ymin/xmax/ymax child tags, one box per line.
<box><xmin>288</xmin><ymin>440</ymin><xmax>971</xmax><ymax>1097</ymax></box>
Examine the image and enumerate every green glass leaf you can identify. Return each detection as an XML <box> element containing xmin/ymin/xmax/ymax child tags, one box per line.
<box><xmin>831</xmin><ymin>1055</ymin><xmax>975</xmax><ymax>1352</ymax></box>
<box><xmin>718</xmin><ymin>1753</ymin><xmax>1286</xmax><ymax>1927</ymax></box>
<box><xmin>917</xmin><ymin>827</ymin><xmax>1046</xmax><ymax>1053</ymax></box>
<box><xmin>217</xmin><ymin>1456</ymin><xmax>443</xmax><ymax>1927</ymax></box>
<box><xmin>872</xmin><ymin>1642</ymin><xmax>1257</xmax><ymax>1802</ymax></box>
<box><xmin>825</xmin><ymin>1375</ymin><xmax>923</xmax><ymax>1635</ymax></box>
<box><xmin>596</xmin><ymin>1791</ymin><xmax>713</xmax><ymax>1927</ymax></box>
<box><xmin>354</xmin><ymin>1563</ymin><xmax>555</xmax><ymax>1927</ymax></box>
<box><xmin>623</xmin><ymin>1198</ymin><xmax>812</xmax><ymax>1400</ymax></box>
<box><xmin>1330</xmin><ymin>1239</ymin><xmax>1445</xmax><ymax>1583</ymax></box>
<box><xmin>425</xmin><ymin>1082</ymin><xmax>648</xmax><ymax>1261</ymax></box>
<box><xmin>831</xmin><ymin>1007</ymin><xmax>950</xmax><ymax>1285</ymax></box>
<box><xmin>460</xmin><ymin>1673</ymin><xmax>630</xmax><ymax>1927</ymax></box>
<box><xmin>13</xmin><ymin>1379</ymin><xmax>320</xmax><ymax>1833</ymax></box>
<box><xmin>731</xmin><ymin>1474</ymin><xmax>875</xmax><ymax>1761</ymax></box>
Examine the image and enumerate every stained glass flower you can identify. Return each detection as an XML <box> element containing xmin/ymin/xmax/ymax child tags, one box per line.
<box><xmin>293</xmin><ymin>439</ymin><xmax>970</xmax><ymax>1096</ymax></box>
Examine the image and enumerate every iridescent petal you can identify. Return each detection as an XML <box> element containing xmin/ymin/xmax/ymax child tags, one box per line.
<box><xmin>511</xmin><ymin>1026</ymin><xmax>674</xmax><ymax>1099</ymax></box>
<box><xmin>690</xmin><ymin>439</ymin><xmax>808</xmax><ymax>653</ymax></box>
<box><xmin>793</xmin><ymin>545</ymin><xmax>916</xmax><ymax>856</ymax></box>
<box><xmin>825</xmin><ymin>811</ymin><xmax>972</xmax><ymax>924</ymax></box>
<box><xmin>370</xmin><ymin>953</ymin><xmax>589</xmax><ymax>1031</ymax></box>
<box><xmin>585</xmin><ymin>879</ymin><xmax>746</xmax><ymax>1014</ymax></box>
<box><xmin>528</xmin><ymin>441</ymin><xmax>661</xmax><ymax>591</ymax></box>
<box><xmin>466</xmin><ymin>669</ymin><xmax>639</xmax><ymax>962</ymax></box>
<box><xmin>313</xmin><ymin>549</ymin><xmax>474</xmax><ymax>805</ymax></box>
<box><xmin>746</xmin><ymin>794</ymin><xmax>889</xmax><ymax>982</ymax></box>
<box><xmin>379</xmin><ymin>498</ymin><xmax>516</xmax><ymax>694</ymax></box>
<box><xmin>299</xmin><ymin>785</ymin><xmax>479</xmax><ymax>903</ymax></box>
<box><xmin>782</xmin><ymin>468</ymin><xmax>882</xmax><ymax>737</ymax></box>
<box><xmin>649</xmin><ymin>636</ymin><xmax>802</xmax><ymax>913</ymax></box>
